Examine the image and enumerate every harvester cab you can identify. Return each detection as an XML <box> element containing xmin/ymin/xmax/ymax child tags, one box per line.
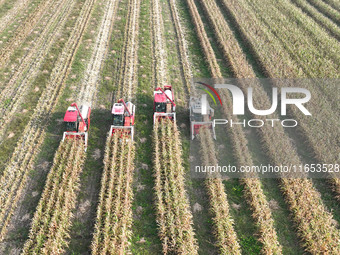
<box><xmin>62</xmin><ymin>103</ymin><xmax>91</xmax><ymax>151</ymax></box>
<box><xmin>110</xmin><ymin>99</ymin><xmax>135</xmax><ymax>140</ymax></box>
<box><xmin>153</xmin><ymin>85</ymin><xmax>176</xmax><ymax>124</ymax></box>
<box><xmin>190</xmin><ymin>94</ymin><xmax>216</xmax><ymax>140</ymax></box>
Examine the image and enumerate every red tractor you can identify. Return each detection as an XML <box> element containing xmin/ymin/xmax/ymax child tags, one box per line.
<box><xmin>153</xmin><ymin>85</ymin><xmax>176</xmax><ymax>124</ymax></box>
<box><xmin>63</xmin><ymin>103</ymin><xmax>91</xmax><ymax>151</ymax></box>
<box><xmin>190</xmin><ymin>94</ymin><xmax>216</xmax><ymax>140</ymax></box>
<box><xmin>110</xmin><ymin>99</ymin><xmax>135</xmax><ymax>140</ymax></box>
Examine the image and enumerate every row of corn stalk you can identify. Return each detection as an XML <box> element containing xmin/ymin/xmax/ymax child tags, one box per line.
<box><xmin>243</xmin><ymin>0</ymin><xmax>340</xmax><ymax>103</ymax></box>
<box><xmin>220</xmin><ymin>0</ymin><xmax>340</xmax><ymax>197</ymax></box>
<box><xmin>0</xmin><ymin>0</ymin><xmax>30</xmax><ymax>34</ymax></box>
<box><xmin>91</xmin><ymin>132</ymin><xmax>135</xmax><ymax>254</ymax></box>
<box><xmin>199</xmin><ymin>127</ymin><xmax>241</xmax><ymax>254</ymax></box>
<box><xmin>322</xmin><ymin>0</ymin><xmax>340</xmax><ymax>12</ymax></box>
<box><xmin>201</xmin><ymin>0</ymin><xmax>340</xmax><ymax>253</ymax></box>
<box><xmin>306</xmin><ymin>0</ymin><xmax>340</xmax><ymax>23</ymax></box>
<box><xmin>0</xmin><ymin>0</ymin><xmax>96</xmax><ymax>242</ymax></box>
<box><xmin>290</xmin><ymin>0</ymin><xmax>340</xmax><ymax>40</ymax></box>
<box><xmin>0</xmin><ymin>0</ymin><xmax>56</xmax><ymax>68</ymax></box>
<box><xmin>153</xmin><ymin>119</ymin><xmax>199</xmax><ymax>254</ymax></box>
<box><xmin>185</xmin><ymin>0</ymin><xmax>282</xmax><ymax>253</ymax></box>
<box><xmin>0</xmin><ymin>0</ymin><xmax>75</xmax><ymax>142</ymax></box>
<box><xmin>91</xmin><ymin>0</ymin><xmax>138</xmax><ymax>253</ymax></box>
<box><xmin>22</xmin><ymin>139</ymin><xmax>86</xmax><ymax>254</ymax></box>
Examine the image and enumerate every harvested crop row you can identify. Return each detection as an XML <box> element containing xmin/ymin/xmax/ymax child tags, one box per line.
<box><xmin>185</xmin><ymin>1</ymin><xmax>282</xmax><ymax>253</ymax></box>
<box><xmin>0</xmin><ymin>0</ymin><xmax>30</xmax><ymax>34</ymax></box>
<box><xmin>0</xmin><ymin>0</ymin><xmax>96</xmax><ymax>242</ymax></box>
<box><xmin>153</xmin><ymin>119</ymin><xmax>198</xmax><ymax>254</ymax></box>
<box><xmin>201</xmin><ymin>0</ymin><xmax>340</xmax><ymax>252</ymax></box>
<box><xmin>168</xmin><ymin>0</ymin><xmax>192</xmax><ymax>92</ymax></box>
<box><xmin>307</xmin><ymin>0</ymin><xmax>340</xmax><ymax>24</ymax></box>
<box><xmin>22</xmin><ymin>139</ymin><xmax>86</xmax><ymax>254</ymax></box>
<box><xmin>220</xmin><ymin>0</ymin><xmax>340</xmax><ymax>193</ymax></box>
<box><xmin>91</xmin><ymin>132</ymin><xmax>135</xmax><ymax>254</ymax></box>
<box><xmin>78</xmin><ymin>0</ymin><xmax>118</xmax><ymax>104</ymax></box>
<box><xmin>115</xmin><ymin>0</ymin><xmax>140</xmax><ymax>100</ymax></box>
<box><xmin>0</xmin><ymin>0</ymin><xmax>56</xmax><ymax>68</ymax></box>
<box><xmin>199</xmin><ymin>127</ymin><xmax>241</xmax><ymax>254</ymax></box>
<box><xmin>185</xmin><ymin>0</ymin><xmax>221</xmax><ymax>77</ymax></box>
<box><xmin>291</xmin><ymin>0</ymin><xmax>340</xmax><ymax>40</ymax></box>
<box><xmin>151</xmin><ymin>0</ymin><xmax>168</xmax><ymax>85</ymax></box>
<box><xmin>0</xmin><ymin>0</ymin><xmax>75</xmax><ymax>142</ymax></box>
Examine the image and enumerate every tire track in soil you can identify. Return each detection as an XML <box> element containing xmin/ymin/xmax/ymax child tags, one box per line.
<box><xmin>0</xmin><ymin>0</ymin><xmax>75</xmax><ymax>143</ymax></box>
<box><xmin>0</xmin><ymin>0</ymin><xmax>96</xmax><ymax>242</ymax></box>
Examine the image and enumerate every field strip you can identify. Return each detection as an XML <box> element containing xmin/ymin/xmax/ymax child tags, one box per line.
<box><xmin>291</xmin><ymin>0</ymin><xmax>340</xmax><ymax>40</ymax></box>
<box><xmin>153</xmin><ymin>119</ymin><xmax>199</xmax><ymax>254</ymax></box>
<box><xmin>0</xmin><ymin>0</ymin><xmax>96</xmax><ymax>242</ymax></box>
<box><xmin>220</xmin><ymin>0</ymin><xmax>340</xmax><ymax>197</ymax></box>
<box><xmin>0</xmin><ymin>0</ymin><xmax>75</xmax><ymax>143</ymax></box>
<box><xmin>115</xmin><ymin>0</ymin><xmax>140</xmax><ymax>100</ymax></box>
<box><xmin>0</xmin><ymin>0</ymin><xmax>30</xmax><ymax>34</ymax></box>
<box><xmin>91</xmin><ymin>132</ymin><xmax>135</xmax><ymax>254</ymax></box>
<box><xmin>151</xmin><ymin>0</ymin><xmax>199</xmax><ymax>253</ymax></box>
<box><xmin>185</xmin><ymin>0</ymin><xmax>282</xmax><ymax>253</ymax></box>
<box><xmin>199</xmin><ymin>128</ymin><xmax>241</xmax><ymax>254</ymax></box>
<box><xmin>201</xmin><ymin>0</ymin><xmax>340</xmax><ymax>252</ymax></box>
<box><xmin>91</xmin><ymin>0</ymin><xmax>139</xmax><ymax>253</ymax></box>
<box><xmin>22</xmin><ymin>0</ymin><xmax>119</xmax><ymax>250</ymax></box>
<box><xmin>0</xmin><ymin>0</ymin><xmax>57</xmax><ymax>68</ymax></box>
<box><xmin>307</xmin><ymin>0</ymin><xmax>340</xmax><ymax>24</ymax></box>
<box><xmin>22</xmin><ymin>139</ymin><xmax>86</xmax><ymax>254</ymax></box>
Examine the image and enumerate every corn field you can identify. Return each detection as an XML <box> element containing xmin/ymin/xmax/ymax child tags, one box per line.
<box><xmin>0</xmin><ymin>0</ymin><xmax>339</xmax><ymax>253</ymax></box>
<box><xmin>22</xmin><ymin>139</ymin><xmax>86</xmax><ymax>254</ymax></box>
<box><xmin>91</xmin><ymin>131</ymin><xmax>135</xmax><ymax>254</ymax></box>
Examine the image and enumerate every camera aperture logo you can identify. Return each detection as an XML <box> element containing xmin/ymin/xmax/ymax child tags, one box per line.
<box><xmin>193</xmin><ymin>79</ymin><xmax>312</xmax><ymax>133</ymax></box>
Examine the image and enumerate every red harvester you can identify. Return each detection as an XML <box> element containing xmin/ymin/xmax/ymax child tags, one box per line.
<box><xmin>63</xmin><ymin>103</ymin><xmax>91</xmax><ymax>151</ymax></box>
<box><xmin>153</xmin><ymin>85</ymin><xmax>176</xmax><ymax>124</ymax></box>
<box><xmin>110</xmin><ymin>98</ymin><xmax>135</xmax><ymax>140</ymax></box>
